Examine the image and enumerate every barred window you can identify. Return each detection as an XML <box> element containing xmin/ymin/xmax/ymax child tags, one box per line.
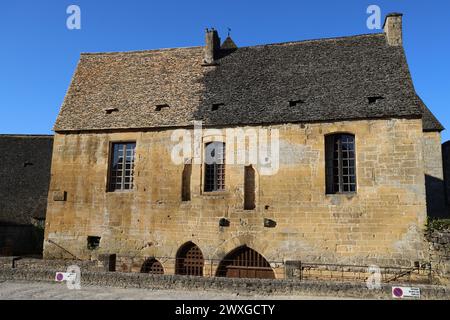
<box><xmin>325</xmin><ymin>134</ymin><xmax>356</xmax><ymax>194</ymax></box>
<box><xmin>109</xmin><ymin>142</ymin><xmax>136</xmax><ymax>191</ymax></box>
<box><xmin>204</xmin><ymin>142</ymin><xmax>225</xmax><ymax>192</ymax></box>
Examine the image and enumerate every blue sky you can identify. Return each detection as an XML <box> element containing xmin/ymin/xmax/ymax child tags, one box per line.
<box><xmin>1</xmin><ymin>0</ymin><xmax>449</xmax><ymax>141</ymax></box>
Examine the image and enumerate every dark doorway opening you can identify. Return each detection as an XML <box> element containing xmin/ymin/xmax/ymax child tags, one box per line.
<box><xmin>216</xmin><ymin>245</ymin><xmax>275</xmax><ymax>279</ymax></box>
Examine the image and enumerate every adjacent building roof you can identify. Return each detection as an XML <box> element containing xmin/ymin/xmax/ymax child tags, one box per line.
<box><xmin>54</xmin><ymin>32</ymin><xmax>443</xmax><ymax>132</ymax></box>
<box><xmin>0</xmin><ymin>135</ymin><xmax>53</xmax><ymax>225</ymax></box>
<box><xmin>417</xmin><ymin>96</ymin><xmax>444</xmax><ymax>131</ymax></box>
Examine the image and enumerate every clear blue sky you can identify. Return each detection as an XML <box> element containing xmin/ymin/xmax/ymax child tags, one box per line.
<box><xmin>1</xmin><ymin>0</ymin><xmax>449</xmax><ymax>141</ymax></box>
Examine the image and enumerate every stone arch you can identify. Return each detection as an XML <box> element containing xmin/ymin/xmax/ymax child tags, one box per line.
<box><xmin>140</xmin><ymin>258</ymin><xmax>164</xmax><ymax>275</ymax></box>
<box><xmin>216</xmin><ymin>245</ymin><xmax>275</xmax><ymax>279</ymax></box>
<box><xmin>211</xmin><ymin>234</ymin><xmax>274</xmax><ymax>260</ymax></box>
<box><xmin>175</xmin><ymin>241</ymin><xmax>204</xmax><ymax>276</ymax></box>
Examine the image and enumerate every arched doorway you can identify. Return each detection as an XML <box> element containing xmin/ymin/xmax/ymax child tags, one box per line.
<box><xmin>141</xmin><ymin>258</ymin><xmax>164</xmax><ymax>275</ymax></box>
<box><xmin>175</xmin><ymin>242</ymin><xmax>204</xmax><ymax>276</ymax></box>
<box><xmin>216</xmin><ymin>246</ymin><xmax>275</xmax><ymax>279</ymax></box>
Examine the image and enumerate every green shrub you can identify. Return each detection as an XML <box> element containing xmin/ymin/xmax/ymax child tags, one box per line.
<box><xmin>427</xmin><ymin>218</ymin><xmax>450</xmax><ymax>232</ymax></box>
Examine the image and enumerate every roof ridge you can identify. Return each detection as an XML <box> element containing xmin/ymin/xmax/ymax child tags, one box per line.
<box><xmin>81</xmin><ymin>45</ymin><xmax>203</xmax><ymax>56</ymax></box>
<box><xmin>0</xmin><ymin>134</ymin><xmax>54</xmax><ymax>138</ymax></box>
<box><xmin>240</xmin><ymin>32</ymin><xmax>385</xmax><ymax>49</ymax></box>
<box><xmin>80</xmin><ymin>33</ymin><xmax>384</xmax><ymax>56</ymax></box>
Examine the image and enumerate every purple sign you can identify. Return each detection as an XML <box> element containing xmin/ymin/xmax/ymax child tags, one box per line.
<box><xmin>393</xmin><ymin>287</ymin><xmax>403</xmax><ymax>297</ymax></box>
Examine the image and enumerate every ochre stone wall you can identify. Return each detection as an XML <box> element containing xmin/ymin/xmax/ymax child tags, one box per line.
<box><xmin>44</xmin><ymin>118</ymin><xmax>428</xmax><ymax>276</ymax></box>
<box><xmin>423</xmin><ymin>132</ymin><xmax>446</xmax><ymax>218</ymax></box>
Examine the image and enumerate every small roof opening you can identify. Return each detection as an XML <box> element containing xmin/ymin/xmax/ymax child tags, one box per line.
<box><xmin>368</xmin><ymin>96</ymin><xmax>385</xmax><ymax>104</ymax></box>
<box><xmin>155</xmin><ymin>104</ymin><xmax>170</xmax><ymax>111</ymax></box>
<box><xmin>212</xmin><ymin>103</ymin><xmax>225</xmax><ymax>111</ymax></box>
<box><xmin>105</xmin><ymin>108</ymin><xmax>119</xmax><ymax>114</ymax></box>
<box><xmin>289</xmin><ymin>99</ymin><xmax>305</xmax><ymax>107</ymax></box>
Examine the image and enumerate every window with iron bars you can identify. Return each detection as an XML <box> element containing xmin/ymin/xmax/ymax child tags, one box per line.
<box><xmin>204</xmin><ymin>142</ymin><xmax>225</xmax><ymax>192</ymax></box>
<box><xmin>108</xmin><ymin>142</ymin><xmax>136</xmax><ymax>192</ymax></box>
<box><xmin>325</xmin><ymin>134</ymin><xmax>356</xmax><ymax>194</ymax></box>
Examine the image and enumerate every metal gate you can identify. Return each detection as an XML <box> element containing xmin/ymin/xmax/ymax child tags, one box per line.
<box><xmin>141</xmin><ymin>258</ymin><xmax>164</xmax><ymax>275</ymax></box>
<box><xmin>216</xmin><ymin>246</ymin><xmax>275</xmax><ymax>279</ymax></box>
<box><xmin>175</xmin><ymin>242</ymin><xmax>204</xmax><ymax>276</ymax></box>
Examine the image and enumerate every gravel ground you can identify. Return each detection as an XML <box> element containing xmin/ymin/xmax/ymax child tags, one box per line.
<box><xmin>0</xmin><ymin>280</ymin><xmax>352</xmax><ymax>300</ymax></box>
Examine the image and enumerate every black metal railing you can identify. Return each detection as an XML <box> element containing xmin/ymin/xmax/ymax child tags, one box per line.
<box><xmin>46</xmin><ymin>239</ymin><xmax>80</xmax><ymax>260</ymax></box>
<box><xmin>298</xmin><ymin>262</ymin><xmax>433</xmax><ymax>284</ymax></box>
<box><xmin>133</xmin><ymin>256</ymin><xmax>435</xmax><ymax>284</ymax></box>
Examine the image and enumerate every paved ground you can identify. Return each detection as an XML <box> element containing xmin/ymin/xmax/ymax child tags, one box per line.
<box><xmin>0</xmin><ymin>280</ymin><xmax>352</xmax><ymax>300</ymax></box>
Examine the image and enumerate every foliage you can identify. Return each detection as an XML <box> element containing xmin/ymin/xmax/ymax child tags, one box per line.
<box><xmin>427</xmin><ymin>218</ymin><xmax>450</xmax><ymax>232</ymax></box>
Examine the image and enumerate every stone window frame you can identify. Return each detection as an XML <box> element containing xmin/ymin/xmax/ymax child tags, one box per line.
<box><xmin>203</xmin><ymin>141</ymin><xmax>226</xmax><ymax>193</ymax></box>
<box><xmin>107</xmin><ymin>141</ymin><xmax>136</xmax><ymax>192</ymax></box>
<box><xmin>325</xmin><ymin>133</ymin><xmax>357</xmax><ymax>194</ymax></box>
<box><xmin>199</xmin><ymin>133</ymin><xmax>227</xmax><ymax>194</ymax></box>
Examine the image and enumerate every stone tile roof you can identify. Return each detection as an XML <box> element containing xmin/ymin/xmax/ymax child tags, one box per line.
<box><xmin>416</xmin><ymin>96</ymin><xmax>444</xmax><ymax>131</ymax></box>
<box><xmin>54</xmin><ymin>33</ymin><xmax>443</xmax><ymax>132</ymax></box>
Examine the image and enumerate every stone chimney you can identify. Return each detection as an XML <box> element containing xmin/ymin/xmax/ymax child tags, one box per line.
<box><xmin>203</xmin><ymin>28</ymin><xmax>221</xmax><ymax>65</ymax></box>
<box><xmin>383</xmin><ymin>13</ymin><xmax>403</xmax><ymax>46</ymax></box>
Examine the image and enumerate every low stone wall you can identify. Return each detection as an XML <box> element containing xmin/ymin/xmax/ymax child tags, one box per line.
<box><xmin>427</xmin><ymin>228</ymin><xmax>450</xmax><ymax>281</ymax></box>
<box><xmin>0</xmin><ymin>257</ymin><xmax>101</xmax><ymax>272</ymax></box>
<box><xmin>0</xmin><ymin>267</ymin><xmax>449</xmax><ymax>300</ymax></box>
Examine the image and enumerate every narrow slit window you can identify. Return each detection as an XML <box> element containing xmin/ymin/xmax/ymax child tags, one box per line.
<box><xmin>181</xmin><ymin>163</ymin><xmax>192</xmax><ymax>201</ymax></box>
<box><xmin>109</xmin><ymin>142</ymin><xmax>136</xmax><ymax>192</ymax></box>
<box><xmin>204</xmin><ymin>142</ymin><xmax>225</xmax><ymax>192</ymax></box>
<box><xmin>244</xmin><ymin>165</ymin><xmax>256</xmax><ymax>210</ymax></box>
<box><xmin>325</xmin><ymin>134</ymin><xmax>356</xmax><ymax>194</ymax></box>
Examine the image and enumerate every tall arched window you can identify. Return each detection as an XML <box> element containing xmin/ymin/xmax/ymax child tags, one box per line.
<box><xmin>325</xmin><ymin>134</ymin><xmax>356</xmax><ymax>194</ymax></box>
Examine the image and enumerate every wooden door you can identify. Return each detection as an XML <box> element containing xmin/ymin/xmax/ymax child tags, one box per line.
<box><xmin>217</xmin><ymin>246</ymin><xmax>275</xmax><ymax>279</ymax></box>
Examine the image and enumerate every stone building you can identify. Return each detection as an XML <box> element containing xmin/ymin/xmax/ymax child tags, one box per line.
<box><xmin>443</xmin><ymin>141</ymin><xmax>450</xmax><ymax>210</ymax></box>
<box><xmin>0</xmin><ymin>135</ymin><xmax>53</xmax><ymax>256</ymax></box>
<box><xmin>44</xmin><ymin>13</ymin><xmax>446</xmax><ymax>278</ymax></box>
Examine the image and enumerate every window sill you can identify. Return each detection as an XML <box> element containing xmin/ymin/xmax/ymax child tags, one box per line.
<box><xmin>325</xmin><ymin>192</ymin><xmax>357</xmax><ymax>197</ymax></box>
<box><xmin>201</xmin><ymin>191</ymin><xmax>230</xmax><ymax>197</ymax></box>
<box><xmin>106</xmin><ymin>190</ymin><xmax>134</xmax><ymax>194</ymax></box>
